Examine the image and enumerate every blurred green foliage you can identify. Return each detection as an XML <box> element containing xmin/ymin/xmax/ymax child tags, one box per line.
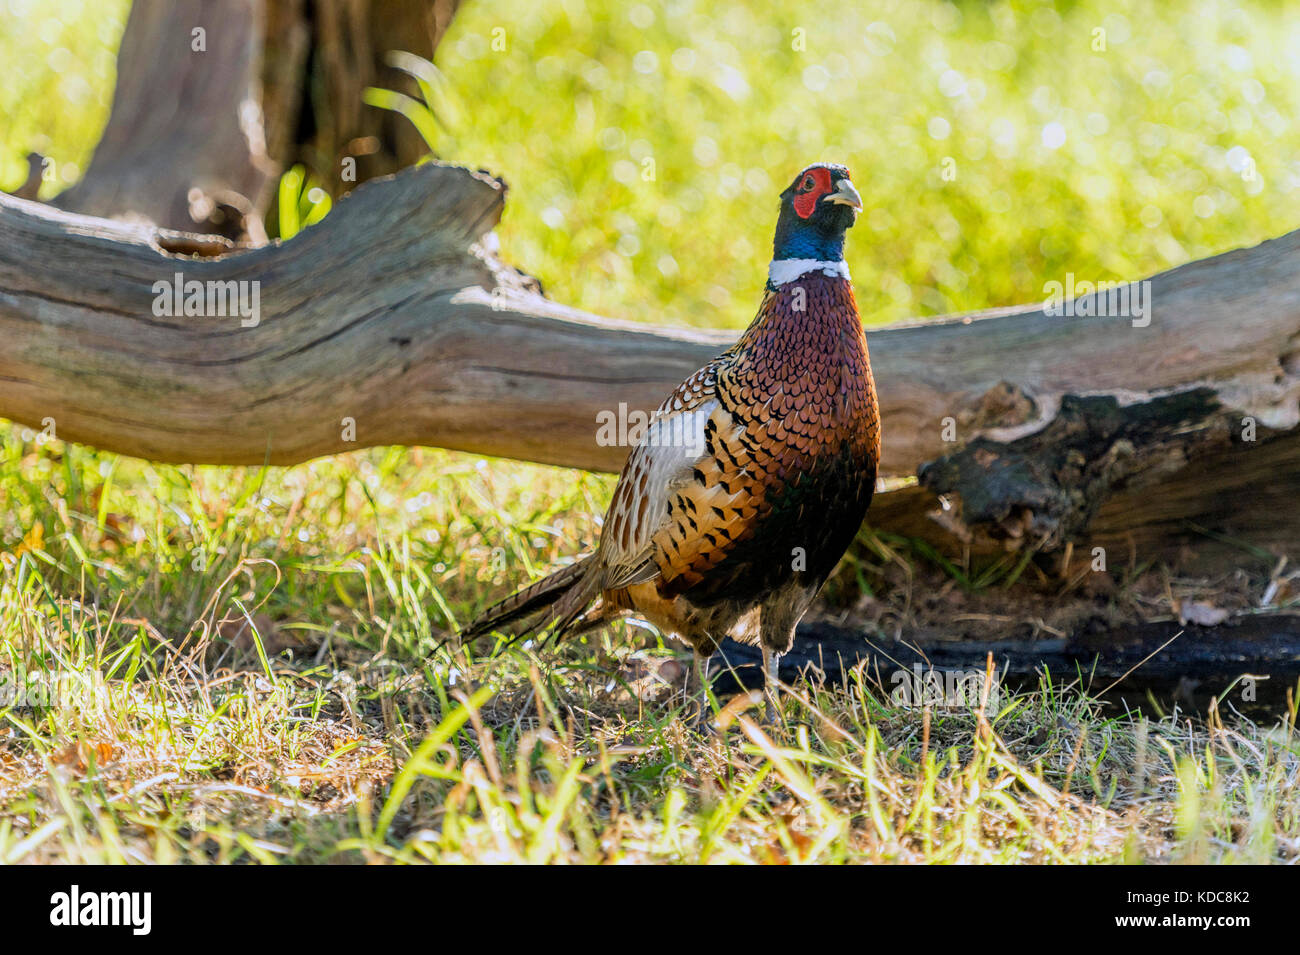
<box><xmin>434</xmin><ymin>0</ymin><xmax>1299</xmax><ymax>327</ymax></box>
<box><xmin>1</xmin><ymin>0</ymin><xmax>1297</xmax><ymax>331</ymax></box>
<box><xmin>0</xmin><ymin>0</ymin><xmax>130</xmax><ymax>197</ymax></box>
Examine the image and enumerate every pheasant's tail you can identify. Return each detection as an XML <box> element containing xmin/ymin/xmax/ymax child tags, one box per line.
<box><xmin>458</xmin><ymin>556</ymin><xmax>603</xmax><ymax>648</ymax></box>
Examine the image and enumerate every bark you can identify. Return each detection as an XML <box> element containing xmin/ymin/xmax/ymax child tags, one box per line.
<box><xmin>3</xmin><ymin>161</ymin><xmax>1299</xmax><ymax>562</ymax></box>
<box><xmin>860</xmin><ymin>416</ymin><xmax>1300</xmax><ymax>567</ymax></box>
<box><xmin>916</xmin><ymin>390</ymin><xmax>1298</xmax><ymax>551</ymax></box>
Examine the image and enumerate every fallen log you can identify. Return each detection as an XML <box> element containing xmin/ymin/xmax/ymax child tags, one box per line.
<box><xmin>863</xmin><ymin>424</ymin><xmax>1300</xmax><ymax>570</ymax></box>
<box><xmin>915</xmin><ymin>389</ymin><xmax>1300</xmax><ymax>553</ymax></box>
<box><xmin>712</xmin><ymin>614</ymin><xmax>1300</xmax><ymax>716</ymax></box>
<box><xmin>2</xmin><ymin>161</ymin><xmax>1298</xmax><ymax>562</ymax></box>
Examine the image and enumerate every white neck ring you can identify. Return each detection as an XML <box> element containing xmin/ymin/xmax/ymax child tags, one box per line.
<box><xmin>768</xmin><ymin>258</ymin><xmax>850</xmax><ymax>286</ymax></box>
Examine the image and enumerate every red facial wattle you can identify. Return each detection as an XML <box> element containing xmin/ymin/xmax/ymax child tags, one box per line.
<box><xmin>792</xmin><ymin>166</ymin><xmax>833</xmax><ymax>219</ymax></box>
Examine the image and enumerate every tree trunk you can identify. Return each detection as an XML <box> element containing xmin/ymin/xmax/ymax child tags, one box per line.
<box><xmin>49</xmin><ymin>0</ymin><xmax>460</xmax><ymax>239</ymax></box>
<box><xmin>259</xmin><ymin>0</ymin><xmax>463</xmax><ymax>200</ymax></box>
<box><xmin>49</xmin><ymin>0</ymin><xmax>276</xmax><ymax>239</ymax></box>
<box><xmin>3</xmin><ymin>162</ymin><xmax>1298</xmax><ymax>563</ymax></box>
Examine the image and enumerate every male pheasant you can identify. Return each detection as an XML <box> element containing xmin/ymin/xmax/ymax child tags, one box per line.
<box><xmin>462</xmin><ymin>162</ymin><xmax>881</xmax><ymax>722</ymax></box>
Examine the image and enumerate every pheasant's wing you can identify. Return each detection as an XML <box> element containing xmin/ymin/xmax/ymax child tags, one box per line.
<box><xmin>598</xmin><ymin>357</ymin><xmax>778</xmax><ymax>593</ymax></box>
<box><xmin>642</xmin><ymin>369</ymin><xmax>774</xmax><ymax>593</ymax></box>
<box><xmin>598</xmin><ymin>363</ymin><xmax>727</xmax><ymax>589</ymax></box>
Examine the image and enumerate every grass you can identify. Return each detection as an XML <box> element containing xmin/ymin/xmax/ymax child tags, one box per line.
<box><xmin>1</xmin><ymin>440</ymin><xmax>1297</xmax><ymax>863</ymax></box>
<box><xmin>2</xmin><ymin>0</ymin><xmax>1300</xmax><ymax>862</ymax></box>
<box><xmin>4</xmin><ymin>562</ymin><xmax>1299</xmax><ymax>863</ymax></box>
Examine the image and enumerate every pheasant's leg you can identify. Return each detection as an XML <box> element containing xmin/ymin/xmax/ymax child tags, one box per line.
<box><xmin>690</xmin><ymin>650</ymin><xmax>713</xmax><ymax>732</ymax></box>
<box><xmin>761</xmin><ymin>644</ymin><xmax>782</xmax><ymax>725</ymax></box>
<box><xmin>680</xmin><ymin>654</ymin><xmax>695</xmax><ymax>707</ymax></box>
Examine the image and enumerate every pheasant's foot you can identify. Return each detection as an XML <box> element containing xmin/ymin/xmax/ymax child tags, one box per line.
<box><xmin>691</xmin><ymin>704</ymin><xmax>718</xmax><ymax>736</ymax></box>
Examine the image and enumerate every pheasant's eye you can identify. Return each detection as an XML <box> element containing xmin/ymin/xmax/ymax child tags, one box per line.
<box><xmin>800</xmin><ymin>175</ymin><xmax>816</xmax><ymax>191</ymax></box>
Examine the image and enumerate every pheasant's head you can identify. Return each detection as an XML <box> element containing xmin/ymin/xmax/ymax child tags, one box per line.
<box><xmin>771</xmin><ymin>163</ymin><xmax>863</xmax><ymax>262</ymax></box>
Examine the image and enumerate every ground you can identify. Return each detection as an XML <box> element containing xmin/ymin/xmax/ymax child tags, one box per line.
<box><xmin>1</xmin><ymin>0</ymin><xmax>1299</xmax><ymax>862</ymax></box>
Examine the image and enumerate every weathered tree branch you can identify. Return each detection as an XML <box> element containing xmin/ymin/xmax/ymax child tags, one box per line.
<box><xmin>3</xmin><ymin>163</ymin><xmax>725</xmax><ymax>471</ymax></box>
<box><xmin>3</xmin><ymin>161</ymin><xmax>1299</xmax><ymax>559</ymax></box>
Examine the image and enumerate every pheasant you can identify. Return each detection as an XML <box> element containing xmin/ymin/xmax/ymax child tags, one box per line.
<box><xmin>462</xmin><ymin>162</ymin><xmax>881</xmax><ymax>722</ymax></box>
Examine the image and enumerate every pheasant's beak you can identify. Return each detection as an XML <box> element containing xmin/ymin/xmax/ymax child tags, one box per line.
<box><xmin>824</xmin><ymin>178</ymin><xmax>864</xmax><ymax>212</ymax></box>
